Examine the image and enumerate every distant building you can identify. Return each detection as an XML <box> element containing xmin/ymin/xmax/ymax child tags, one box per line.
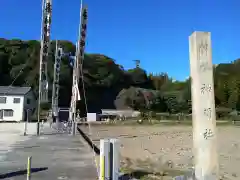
<box><xmin>101</xmin><ymin>109</ymin><xmax>140</xmax><ymax>118</ymax></box>
<box><xmin>0</xmin><ymin>86</ymin><xmax>36</xmax><ymax>122</ymax></box>
<box><xmin>58</xmin><ymin>107</ymin><xmax>70</xmax><ymax>122</ymax></box>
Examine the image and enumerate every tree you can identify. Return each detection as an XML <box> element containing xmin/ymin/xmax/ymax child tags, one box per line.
<box><xmin>1</xmin><ymin>38</ymin><xmax>240</xmax><ymax>116</ymax></box>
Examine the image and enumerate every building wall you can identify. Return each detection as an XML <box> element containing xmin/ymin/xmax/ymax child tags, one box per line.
<box><xmin>23</xmin><ymin>91</ymin><xmax>37</xmax><ymax>121</ymax></box>
<box><xmin>101</xmin><ymin>109</ymin><xmax>140</xmax><ymax>118</ymax></box>
<box><xmin>0</xmin><ymin>95</ymin><xmax>24</xmax><ymax>122</ymax></box>
<box><xmin>0</xmin><ymin>90</ymin><xmax>36</xmax><ymax>122</ymax></box>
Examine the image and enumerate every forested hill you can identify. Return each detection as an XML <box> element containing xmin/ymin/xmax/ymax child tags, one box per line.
<box><xmin>0</xmin><ymin>38</ymin><xmax>240</xmax><ymax>115</ymax></box>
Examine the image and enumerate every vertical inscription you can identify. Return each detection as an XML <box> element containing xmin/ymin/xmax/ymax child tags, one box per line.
<box><xmin>203</xmin><ymin>129</ymin><xmax>214</xmax><ymax>140</ymax></box>
<box><xmin>197</xmin><ymin>41</ymin><xmax>212</xmax><ymax>72</ymax></box>
<box><xmin>203</xmin><ymin>108</ymin><xmax>212</xmax><ymax>120</ymax></box>
<box><xmin>199</xmin><ymin>61</ymin><xmax>212</xmax><ymax>72</ymax></box>
<box><xmin>198</xmin><ymin>40</ymin><xmax>213</xmax><ymax>124</ymax></box>
<box><xmin>200</xmin><ymin>84</ymin><xmax>212</xmax><ymax>94</ymax></box>
<box><xmin>198</xmin><ymin>41</ymin><xmax>208</xmax><ymax>57</ymax></box>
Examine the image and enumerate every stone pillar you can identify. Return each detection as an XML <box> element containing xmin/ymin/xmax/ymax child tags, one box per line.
<box><xmin>189</xmin><ymin>31</ymin><xmax>218</xmax><ymax>180</ymax></box>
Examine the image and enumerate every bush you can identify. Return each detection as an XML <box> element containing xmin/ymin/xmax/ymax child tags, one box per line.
<box><xmin>41</xmin><ymin>102</ymin><xmax>51</xmax><ymax>110</ymax></box>
<box><xmin>216</xmin><ymin>107</ymin><xmax>232</xmax><ymax>119</ymax></box>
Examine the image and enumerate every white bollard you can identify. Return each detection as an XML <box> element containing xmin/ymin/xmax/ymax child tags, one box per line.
<box><xmin>99</xmin><ymin>139</ymin><xmax>110</xmax><ymax>180</ymax></box>
<box><xmin>110</xmin><ymin>139</ymin><xmax>120</xmax><ymax>180</ymax></box>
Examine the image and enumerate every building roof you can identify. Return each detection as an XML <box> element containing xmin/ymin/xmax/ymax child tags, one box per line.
<box><xmin>0</xmin><ymin>86</ymin><xmax>31</xmax><ymax>95</ymax></box>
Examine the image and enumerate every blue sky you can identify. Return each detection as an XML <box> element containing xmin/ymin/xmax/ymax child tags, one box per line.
<box><xmin>0</xmin><ymin>0</ymin><xmax>239</xmax><ymax>80</ymax></box>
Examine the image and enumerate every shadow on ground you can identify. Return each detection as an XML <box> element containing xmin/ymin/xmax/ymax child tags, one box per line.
<box><xmin>77</xmin><ymin>125</ymin><xmax>100</xmax><ymax>155</ymax></box>
<box><xmin>0</xmin><ymin>167</ymin><xmax>48</xmax><ymax>179</ymax></box>
<box><xmin>119</xmin><ymin>170</ymin><xmax>152</xmax><ymax>179</ymax></box>
<box><xmin>119</xmin><ymin>169</ymin><xmax>190</xmax><ymax>180</ymax></box>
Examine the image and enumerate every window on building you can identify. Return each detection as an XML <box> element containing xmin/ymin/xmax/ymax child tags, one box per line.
<box><xmin>0</xmin><ymin>97</ymin><xmax>6</xmax><ymax>104</ymax></box>
<box><xmin>13</xmin><ymin>98</ymin><xmax>20</xmax><ymax>103</ymax></box>
<box><xmin>27</xmin><ymin>98</ymin><xmax>31</xmax><ymax>105</ymax></box>
<box><xmin>4</xmin><ymin>109</ymin><xmax>14</xmax><ymax>117</ymax></box>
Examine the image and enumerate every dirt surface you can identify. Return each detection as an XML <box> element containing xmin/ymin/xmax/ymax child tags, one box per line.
<box><xmin>80</xmin><ymin>124</ymin><xmax>240</xmax><ymax>180</ymax></box>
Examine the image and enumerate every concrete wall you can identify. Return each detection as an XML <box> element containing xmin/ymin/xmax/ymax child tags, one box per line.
<box><xmin>0</xmin><ymin>90</ymin><xmax>36</xmax><ymax>122</ymax></box>
<box><xmin>23</xmin><ymin>90</ymin><xmax>37</xmax><ymax>121</ymax></box>
<box><xmin>0</xmin><ymin>95</ymin><xmax>24</xmax><ymax>122</ymax></box>
<box><xmin>101</xmin><ymin>109</ymin><xmax>140</xmax><ymax>118</ymax></box>
<box><xmin>0</xmin><ymin>122</ymin><xmax>38</xmax><ymax>135</ymax></box>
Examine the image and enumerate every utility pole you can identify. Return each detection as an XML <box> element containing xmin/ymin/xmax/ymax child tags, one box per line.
<box><xmin>37</xmin><ymin>0</ymin><xmax>52</xmax><ymax>135</ymax></box>
<box><xmin>69</xmin><ymin>1</ymin><xmax>88</xmax><ymax>135</ymax></box>
<box><xmin>133</xmin><ymin>60</ymin><xmax>140</xmax><ymax>68</ymax></box>
<box><xmin>51</xmin><ymin>40</ymin><xmax>63</xmax><ymax>129</ymax></box>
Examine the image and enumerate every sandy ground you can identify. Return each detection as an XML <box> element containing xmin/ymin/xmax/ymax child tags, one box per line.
<box><xmin>80</xmin><ymin>124</ymin><xmax>240</xmax><ymax>179</ymax></box>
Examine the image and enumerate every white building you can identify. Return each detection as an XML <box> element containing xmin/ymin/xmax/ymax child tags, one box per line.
<box><xmin>101</xmin><ymin>109</ymin><xmax>140</xmax><ymax>118</ymax></box>
<box><xmin>0</xmin><ymin>86</ymin><xmax>36</xmax><ymax>122</ymax></box>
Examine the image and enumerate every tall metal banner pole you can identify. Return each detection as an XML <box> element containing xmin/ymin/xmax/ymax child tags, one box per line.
<box><xmin>69</xmin><ymin>2</ymin><xmax>88</xmax><ymax>135</ymax></box>
<box><xmin>52</xmin><ymin>41</ymin><xmax>62</xmax><ymax>129</ymax></box>
<box><xmin>68</xmin><ymin>0</ymin><xmax>83</xmax><ymax>133</ymax></box>
<box><xmin>37</xmin><ymin>0</ymin><xmax>52</xmax><ymax>135</ymax></box>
